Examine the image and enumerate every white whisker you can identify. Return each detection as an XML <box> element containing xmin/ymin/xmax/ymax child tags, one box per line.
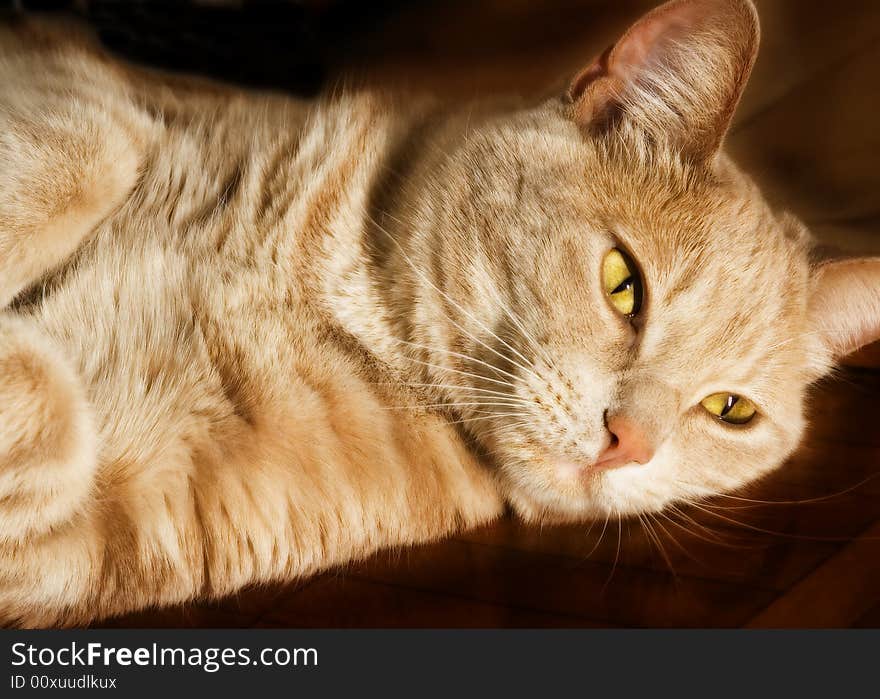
<box><xmin>382</xmin><ymin>401</ymin><xmax>532</xmax><ymax>411</ymax></box>
<box><xmin>395</xmin><ymin>382</ymin><xmax>520</xmax><ymax>400</ymax></box>
<box><xmin>403</xmin><ymin>355</ymin><xmax>516</xmax><ymax>390</ymax></box>
<box><xmin>368</xmin><ymin>212</ymin><xmax>543</xmax><ymax>378</ymax></box>
<box><xmin>391</xmin><ymin>337</ymin><xmax>524</xmax><ymax>385</ymax></box>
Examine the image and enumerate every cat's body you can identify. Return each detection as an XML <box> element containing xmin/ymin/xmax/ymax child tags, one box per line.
<box><xmin>1</xmin><ymin>1</ymin><xmax>878</xmax><ymax>626</ymax></box>
<box><xmin>0</xmin><ymin>20</ymin><xmax>505</xmax><ymax>626</ymax></box>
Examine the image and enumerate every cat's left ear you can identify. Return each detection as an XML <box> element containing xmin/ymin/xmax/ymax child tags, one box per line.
<box><xmin>567</xmin><ymin>0</ymin><xmax>759</xmax><ymax>162</ymax></box>
<box><xmin>808</xmin><ymin>258</ymin><xmax>880</xmax><ymax>359</ymax></box>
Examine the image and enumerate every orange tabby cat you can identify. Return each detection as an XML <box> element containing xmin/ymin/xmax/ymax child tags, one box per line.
<box><xmin>0</xmin><ymin>0</ymin><xmax>877</xmax><ymax>627</ymax></box>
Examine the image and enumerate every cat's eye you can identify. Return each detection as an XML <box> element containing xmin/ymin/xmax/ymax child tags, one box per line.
<box><xmin>700</xmin><ymin>393</ymin><xmax>757</xmax><ymax>425</ymax></box>
<box><xmin>601</xmin><ymin>248</ymin><xmax>643</xmax><ymax>317</ymax></box>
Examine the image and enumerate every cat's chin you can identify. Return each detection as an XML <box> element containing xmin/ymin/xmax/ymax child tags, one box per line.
<box><xmin>505</xmin><ymin>480</ymin><xmax>671</xmax><ymax>525</ymax></box>
<box><xmin>502</xmin><ymin>471</ymin><xmax>613</xmax><ymax>525</ymax></box>
<box><xmin>499</xmin><ymin>455</ymin><xmax>678</xmax><ymax>524</ymax></box>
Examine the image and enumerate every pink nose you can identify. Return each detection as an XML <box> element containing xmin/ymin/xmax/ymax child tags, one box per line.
<box><xmin>594</xmin><ymin>415</ymin><xmax>654</xmax><ymax>470</ymax></box>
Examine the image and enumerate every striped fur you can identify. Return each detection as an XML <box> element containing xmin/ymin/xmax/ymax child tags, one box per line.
<box><xmin>0</xmin><ymin>1</ymin><xmax>877</xmax><ymax>626</ymax></box>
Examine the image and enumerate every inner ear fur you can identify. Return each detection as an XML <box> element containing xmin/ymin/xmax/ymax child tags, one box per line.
<box><xmin>567</xmin><ymin>0</ymin><xmax>759</xmax><ymax>162</ymax></box>
<box><xmin>809</xmin><ymin>257</ymin><xmax>880</xmax><ymax>359</ymax></box>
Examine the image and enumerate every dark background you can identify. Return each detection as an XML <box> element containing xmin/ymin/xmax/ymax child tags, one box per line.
<box><xmin>9</xmin><ymin>0</ymin><xmax>880</xmax><ymax>627</ymax></box>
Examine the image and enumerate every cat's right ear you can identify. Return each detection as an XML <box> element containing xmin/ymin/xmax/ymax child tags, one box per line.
<box><xmin>808</xmin><ymin>258</ymin><xmax>880</xmax><ymax>360</ymax></box>
<box><xmin>566</xmin><ymin>0</ymin><xmax>759</xmax><ymax>163</ymax></box>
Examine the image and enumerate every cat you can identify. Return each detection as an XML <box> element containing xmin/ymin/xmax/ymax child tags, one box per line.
<box><xmin>0</xmin><ymin>0</ymin><xmax>877</xmax><ymax>628</ymax></box>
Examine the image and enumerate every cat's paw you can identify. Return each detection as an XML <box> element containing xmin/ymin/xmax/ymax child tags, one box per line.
<box><xmin>0</xmin><ymin>315</ymin><xmax>97</xmax><ymax>542</ymax></box>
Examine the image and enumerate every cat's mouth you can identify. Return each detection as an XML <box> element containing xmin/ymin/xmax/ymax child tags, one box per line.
<box><xmin>545</xmin><ymin>420</ymin><xmax>654</xmax><ymax>483</ymax></box>
<box><xmin>493</xmin><ymin>452</ymin><xmax>613</xmax><ymax>523</ymax></box>
<box><xmin>553</xmin><ymin>455</ymin><xmax>643</xmax><ymax>481</ymax></box>
<box><xmin>495</xmin><ymin>437</ymin><xmax>674</xmax><ymax>523</ymax></box>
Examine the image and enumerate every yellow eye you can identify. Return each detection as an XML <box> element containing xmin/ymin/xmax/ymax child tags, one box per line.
<box><xmin>700</xmin><ymin>393</ymin><xmax>757</xmax><ymax>425</ymax></box>
<box><xmin>601</xmin><ymin>248</ymin><xmax>643</xmax><ymax>317</ymax></box>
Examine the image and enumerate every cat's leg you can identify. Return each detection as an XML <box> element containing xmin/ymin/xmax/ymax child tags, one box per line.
<box><xmin>0</xmin><ymin>31</ymin><xmax>144</xmax><ymax>307</ymax></box>
<box><xmin>0</xmin><ymin>104</ymin><xmax>143</xmax><ymax>308</ymax></box>
<box><xmin>0</xmin><ymin>313</ymin><xmax>101</xmax><ymax>626</ymax></box>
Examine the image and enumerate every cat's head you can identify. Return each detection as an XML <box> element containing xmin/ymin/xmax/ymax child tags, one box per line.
<box><xmin>406</xmin><ymin>0</ymin><xmax>880</xmax><ymax>522</ymax></box>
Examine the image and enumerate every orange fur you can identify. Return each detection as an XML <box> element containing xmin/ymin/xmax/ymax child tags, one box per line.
<box><xmin>0</xmin><ymin>1</ymin><xmax>877</xmax><ymax>626</ymax></box>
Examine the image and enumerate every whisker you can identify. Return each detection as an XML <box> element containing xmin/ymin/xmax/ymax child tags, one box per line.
<box><xmin>393</xmin><ymin>382</ymin><xmax>520</xmax><ymax>400</ymax></box>
<box><xmin>402</xmin><ymin>355</ymin><xmax>516</xmax><ymax>390</ymax></box>
<box><xmin>665</xmin><ymin>503</ymin><xmax>742</xmax><ymax>546</ymax></box>
<box><xmin>602</xmin><ymin>515</ymin><xmax>623</xmax><ymax>591</ymax></box>
<box><xmin>684</xmin><ymin>499</ymin><xmax>880</xmax><ymax>543</ymax></box>
<box><xmin>760</xmin><ymin>330</ymin><xmax>824</xmax><ymax>354</ymax></box>
<box><xmin>582</xmin><ymin>514</ymin><xmax>598</xmax><ymax>542</ymax></box>
<box><xmin>643</xmin><ymin>513</ymin><xmax>678</xmax><ymax>578</ymax></box>
<box><xmin>585</xmin><ymin>513</ymin><xmax>611</xmax><ymax>560</ymax></box>
<box><xmin>484</xmin><ymin>284</ymin><xmax>558</xmax><ymax>371</ymax></box>
<box><xmin>392</xmin><ymin>337</ymin><xmax>525</xmax><ymax>386</ymax></box>
<box><xmin>440</xmin><ymin>395</ymin><xmax>533</xmax><ymax>408</ymax></box>
<box><xmin>702</xmin><ymin>473</ymin><xmax>880</xmax><ymax>507</ymax></box>
<box><xmin>368</xmin><ymin>212</ymin><xmax>542</xmax><ymax>376</ymax></box>
<box><xmin>384</xmin><ymin>202</ymin><xmax>555</xmax><ymax>381</ymax></box>
<box><xmin>444</xmin><ymin>413</ymin><xmax>533</xmax><ymax>428</ymax></box>
<box><xmin>382</xmin><ymin>401</ymin><xmax>531</xmax><ymax>411</ymax></box>
<box><xmin>637</xmin><ymin>514</ymin><xmax>659</xmax><ymax>555</ymax></box>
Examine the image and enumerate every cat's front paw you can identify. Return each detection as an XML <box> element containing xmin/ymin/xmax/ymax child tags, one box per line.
<box><xmin>0</xmin><ymin>315</ymin><xmax>97</xmax><ymax>542</ymax></box>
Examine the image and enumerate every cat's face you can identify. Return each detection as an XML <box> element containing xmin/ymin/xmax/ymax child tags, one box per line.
<box><xmin>407</xmin><ymin>0</ymin><xmax>880</xmax><ymax>522</ymax></box>
<box><xmin>433</xmin><ymin>117</ymin><xmax>816</xmax><ymax>520</ymax></box>
<box><xmin>422</xmin><ymin>106</ymin><xmax>816</xmax><ymax>521</ymax></box>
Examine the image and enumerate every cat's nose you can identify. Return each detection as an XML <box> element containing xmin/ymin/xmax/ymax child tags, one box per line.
<box><xmin>594</xmin><ymin>415</ymin><xmax>654</xmax><ymax>470</ymax></box>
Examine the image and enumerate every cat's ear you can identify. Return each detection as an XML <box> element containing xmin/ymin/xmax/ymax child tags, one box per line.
<box><xmin>566</xmin><ymin>0</ymin><xmax>759</xmax><ymax>162</ymax></box>
<box><xmin>808</xmin><ymin>258</ymin><xmax>880</xmax><ymax>359</ymax></box>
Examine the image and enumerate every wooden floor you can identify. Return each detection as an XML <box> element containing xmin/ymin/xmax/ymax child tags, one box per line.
<box><xmin>77</xmin><ymin>0</ymin><xmax>880</xmax><ymax>627</ymax></box>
